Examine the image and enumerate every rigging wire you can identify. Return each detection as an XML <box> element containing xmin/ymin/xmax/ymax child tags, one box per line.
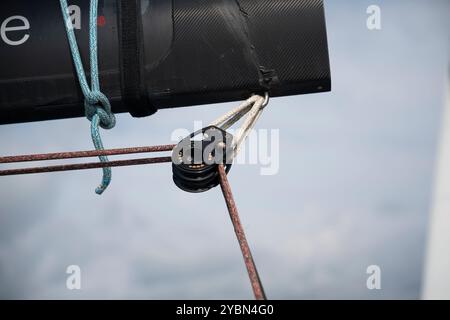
<box><xmin>0</xmin><ymin>145</ymin><xmax>175</xmax><ymax>176</ymax></box>
<box><xmin>218</xmin><ymin>164</ymin><xmax>267</xmax><ymax>300</ymax></box>
<box><xmin>0</xmin><ymin>157</ymin><xmax>172</xmax><ymax>176</ymax></box>
<box><xmin>0</xmin><ymin>145</ymin><xmax>176</xmax><ymax>164</ymax></box>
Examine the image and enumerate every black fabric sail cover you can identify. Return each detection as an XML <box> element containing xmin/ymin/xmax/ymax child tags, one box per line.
<box><xmin>0</xmin><ymin>0</ymin><xmax>331</xmax><ymax>125</ymax></box>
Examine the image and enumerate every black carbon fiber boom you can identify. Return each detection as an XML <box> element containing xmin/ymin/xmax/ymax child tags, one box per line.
<box><xmin>0</xmin><ymin>0</ymin><xmax>331</xmax><ymax>124</ymax></box>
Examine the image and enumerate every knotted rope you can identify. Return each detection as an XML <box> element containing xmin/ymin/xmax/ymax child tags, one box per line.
<box><xmin>60</xmin><ymin>0</ymin><xmax>116</xmax><ymax>194</ymax></box>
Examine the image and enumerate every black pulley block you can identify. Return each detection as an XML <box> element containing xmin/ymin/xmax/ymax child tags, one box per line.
<box><xmin>172</xmin><ymin>126</ymin><xmax>234</xmax><ymax>193</ymax></box>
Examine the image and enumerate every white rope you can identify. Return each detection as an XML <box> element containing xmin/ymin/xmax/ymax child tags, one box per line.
<box><xmin>210</xmin><ymin>94</ymin><xmax>268</xmax><ymax>157</ymax></box>
<box><xmin>210</xmin><ymin>95</ymin><xmax>261</xmax><ymax>129</ymax></box>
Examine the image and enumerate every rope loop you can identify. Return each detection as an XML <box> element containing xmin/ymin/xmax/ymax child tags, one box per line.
<box><xmin>210</xmin><ymin>94</ymin><xmax>269</xmax><ymax>157</ymax></box>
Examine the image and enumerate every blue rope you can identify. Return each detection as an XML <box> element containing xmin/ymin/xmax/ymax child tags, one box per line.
<box><xmin>60</xmin><ymin>0</ymin><xmax>116</xmax><ymax>194</ymax></box>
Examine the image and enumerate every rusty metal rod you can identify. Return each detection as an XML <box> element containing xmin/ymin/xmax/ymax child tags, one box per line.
<box><xmin>0</xmin><ymin>145</ymin><xmax>176</xmax><ymax>164</ymax></box>
<box><xmin>217</xmin><ymin>164</ymin><xmax>266</xmax><ymax>300</ymax></box>
<box><xmin>0</xmin><ymin>157</ymin><xmax>172</xmax><ymax>176</ymax></box>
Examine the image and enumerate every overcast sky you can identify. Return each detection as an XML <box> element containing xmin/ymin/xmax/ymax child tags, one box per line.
<box><xmin>0</xmin><ymin>0</ymin><xmax>449</xmax><ymax>299</ymax></box>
